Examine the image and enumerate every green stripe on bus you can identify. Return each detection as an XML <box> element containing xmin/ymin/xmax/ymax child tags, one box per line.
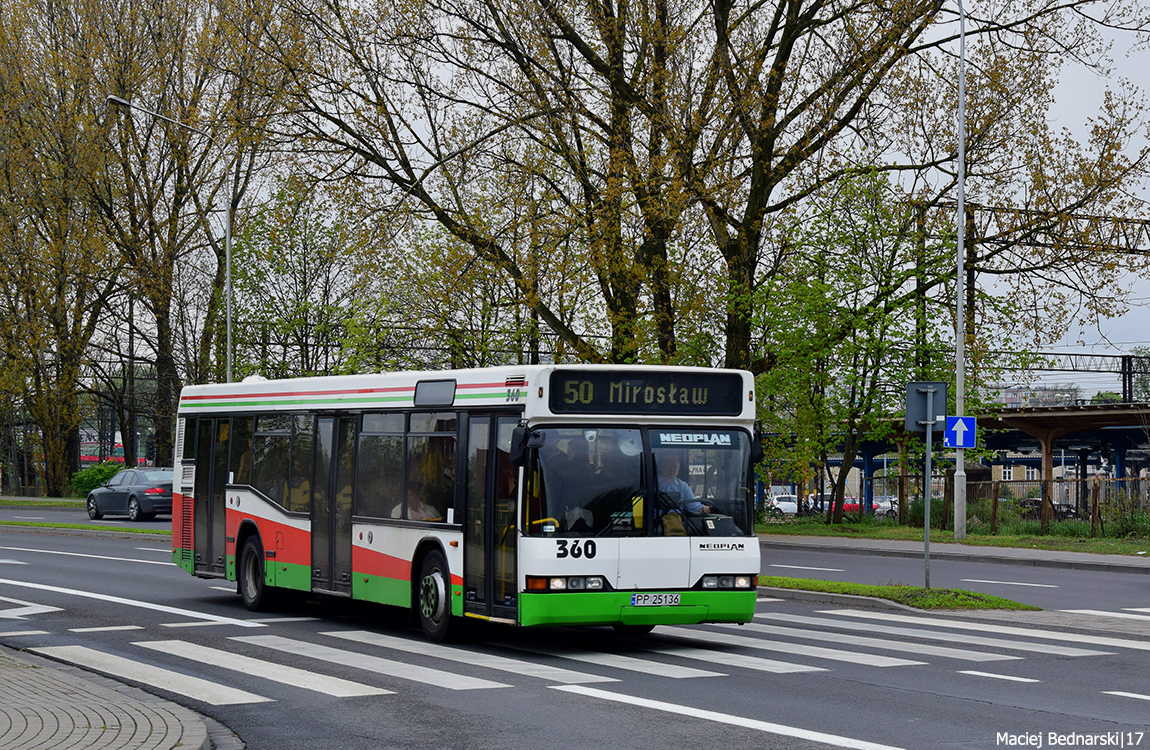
<box><xmin>455</xmin><ymin>391</ymin><xmax>525</xmax><ymax>400</ymax></box>
<box><xmin>518</xmin><ymin>590</ymin><xmax>756</xmax><ymax>627</ymax></box>
<box><xmin>354</xmin><ymin>573</ymin><xmax>411</xmax><ymax>607</ymax></box>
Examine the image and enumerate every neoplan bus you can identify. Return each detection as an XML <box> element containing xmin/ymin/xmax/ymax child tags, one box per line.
<box><xmin>173</xmin><ymin>365</ymin><xmax>762</xmax><ymax>641</ymax></box>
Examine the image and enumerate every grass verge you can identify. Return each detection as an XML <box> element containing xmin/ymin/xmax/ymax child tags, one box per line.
<box><xmin>762</xmin><ymin>575</ymin><xmax>1040</xmax><ymax>610</ymax></box>
<box><xmin>0</xmin><ymin>520</ymin><xmax>169</xmax><ymax>535</ymax></box>
<box><xmin>0</xmin><ymin>499</ymin><xmax>84</xmax><ymax>508</ymax></box>
<box><xmin>757</xmin><ymin>517</ymin><xmax>1150</xmax><ymax>556</ymax></box>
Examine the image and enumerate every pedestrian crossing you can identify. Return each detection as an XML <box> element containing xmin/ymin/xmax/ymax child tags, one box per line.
<box><xmin>20</xmin><ymin>602</ymin><xmax>1150</xmax><ymax>708</ymax></box>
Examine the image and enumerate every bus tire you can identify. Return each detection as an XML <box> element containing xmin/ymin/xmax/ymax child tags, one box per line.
<box><xmin>417</xmin><ymin>550</ymin><xmax>460</xmax><ymax>642</ymax></box>
<box><xmin>239</xmin><ymin>537</ymin><xmax>273</xmax><ymax>612</ymax></box>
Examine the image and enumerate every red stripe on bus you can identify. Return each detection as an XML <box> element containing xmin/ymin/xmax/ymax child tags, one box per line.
<box><xmin>455</xmin><ymin>381</ymin><xmax>529</xmax><ymax>389</ymax></box>
<box><xmin>354</xmin><ymin>546</ymin><xmax>464</xmax><ymax>587</ymax></box>
<box><xmin>181</xmin><ymin>386</ymin><xmax>415</xmax><ymax>402</ymax></box>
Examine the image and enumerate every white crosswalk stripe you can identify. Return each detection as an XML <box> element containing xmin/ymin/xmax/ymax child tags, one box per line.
<box><xmin>504</xmin><ymin>643</ymin><xmax>727</xmax><ymax>678</ymax></box>
<box><xmin>1059</xmin><ymin>609</ymin><xmax>1150</xmax><ymax>622</ymax></box>
<box><xmin>31</xmin><ymin>645</ymin><xmax>273</xmax><ymax>705</ymax></box>
<box><xmin>638</xmin><ymin>641</ymin><xmax>827</xmax><ymax>674</ymax></box>
<box><xmin>818</xmin><ymin>610</ymin><xmax>1139</xmax><ymax>653</ymax></box>
<box><xmin>136</xmin><ymin>640</ymin><xmax>393</xmax><ymax>697</ymax></box>
<box><xmin>323</xmin><ymin>630</ymin><xmax>618</xmax><ymax>684</ymax></box>
<box><xmin>231</xmin><ymin>634</ymin><xmax>512</xmax><ymax>690</ymax></box>
<box><xmin>758</xmin><ymin>613</ymin><xmax>1111</xmax><ymax>656</ymax></box>
<box><xmin>723</xmin><ymin>622</ymin><xmax>1020</xmax><ymax>662</ymax></box>
<box><xmin>658</xmin><ymin>625</ymin><xmax>926</xmax><ymax>667</ymax></box>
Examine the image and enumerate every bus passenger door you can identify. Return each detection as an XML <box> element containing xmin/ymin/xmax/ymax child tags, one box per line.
<box><xmin>463</xmin><ymin>415</ymin><xmax>519</xmax><ymax>622</ymax></box>
<box><xmin>312</xmin><ymin>417</ymin><xmax>354</xmax><ymax>595</ymax></box>
<box><xmin>192</xmin><ymin>418</ymin><xmax>229</xmax><ymax>576</ymax></box>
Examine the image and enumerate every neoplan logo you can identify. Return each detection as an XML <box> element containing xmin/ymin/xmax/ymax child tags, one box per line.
<box><xmin>697</xmin><ymin>542</ymin><xmax>745</xmax><ymax>551</ymax></box>
<box><xmin>659</xmin><ymin>433</ymin><xmax>732</xmax><ymax>446</ymax></box>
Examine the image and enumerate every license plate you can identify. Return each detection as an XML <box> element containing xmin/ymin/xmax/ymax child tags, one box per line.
<box><xmin>631</xmin><ymin>593</ymin><xmax>680</xmax><ymax>607</ymax></box>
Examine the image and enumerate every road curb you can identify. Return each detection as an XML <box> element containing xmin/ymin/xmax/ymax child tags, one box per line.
<box><xmin>758</xmin><ymin>586</ymin><xmax>923</xmax><ymax>612</ymax></box>
<box><xmin>758</xmin><ymin>536</ymin><xmax>1150</xmax><ymax>574</ymax></box>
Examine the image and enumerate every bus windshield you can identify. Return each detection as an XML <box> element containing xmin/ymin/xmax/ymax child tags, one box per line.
<box><xmin>528</xmin><ymin>427</ymin><xmax>752</xmax><ymax>537</ymax></box>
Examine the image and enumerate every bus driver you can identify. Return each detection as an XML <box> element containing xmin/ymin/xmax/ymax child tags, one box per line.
<box><xmin>656</xmin><ymin>453</ymin><xmax>710</xmax><ymax>515</ymax></box>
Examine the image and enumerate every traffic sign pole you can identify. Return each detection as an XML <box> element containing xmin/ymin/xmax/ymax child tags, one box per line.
<box><xmin>920</xmin><ymin>387</ymin><xmax>937</xmax><ymax>589</ymax></box>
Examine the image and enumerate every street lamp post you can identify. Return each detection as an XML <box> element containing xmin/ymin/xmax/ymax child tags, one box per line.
<box><xmin>106</xmin><ymin>95</ymin><xmax>234</xmax><ymax>383</ymax></box>
<box><xmin>953</xmin><ymin>0</ymin><xmax>968</xmax><ymax>539</ymax></box>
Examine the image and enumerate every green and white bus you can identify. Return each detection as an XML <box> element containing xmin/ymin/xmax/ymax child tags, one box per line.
<box><xmin>173</xmin><ymin>365</ymin><xmax>762</xmax><ymax>641</ymax></box>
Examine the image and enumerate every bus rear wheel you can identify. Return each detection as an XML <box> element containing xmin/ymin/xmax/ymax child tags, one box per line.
<box><xmin>239</xmin><ymin>537</ymin><xmax>273</xmax><ymax>612</ymax></box>
<box><xmin>418</xmin><ymin>550</ymin><xmax>460</xmax><ymax>642</ymax></box>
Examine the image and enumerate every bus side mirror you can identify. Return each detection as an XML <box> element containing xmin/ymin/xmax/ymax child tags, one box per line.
<box><xmin>751</xmin><ymin>423</ymin><xmax>763</xmax><ymax>465</ymax></box>
<box><xmin>509</xmin><ymin>427</ymin><xmax>544</xmax><ymax>466</ymax></box>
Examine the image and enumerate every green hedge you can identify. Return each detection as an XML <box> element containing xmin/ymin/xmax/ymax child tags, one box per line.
<box><xmin>70</xmin><ymin>462</ymin><xmax>123</xmax><ymax>497</ymax></box>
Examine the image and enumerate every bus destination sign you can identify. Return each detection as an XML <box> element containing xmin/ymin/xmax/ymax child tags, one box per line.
<box><xmin>549</xmin><ymin>370</ymin><xmax>743</xmax><ymax>415</ymax></box>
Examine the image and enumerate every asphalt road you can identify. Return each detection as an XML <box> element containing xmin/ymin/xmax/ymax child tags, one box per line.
<box><xmin>759</xmin><ymin>545</ymin><xmax>1147</xmax><ymax>611</ymax></box>
<box><xmin>3</xmin><ymin>525</ymin><xmax>1150</xmax><ymax>750</ymax></box>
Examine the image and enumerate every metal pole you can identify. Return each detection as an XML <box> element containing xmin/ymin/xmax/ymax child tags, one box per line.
<box><xmin>225</xmin><ymin>163</ymin><xmax>235</xmax><ymax>384</ymax></box>
<box><xmin>953</xmin><ymin>0</ymin><xmax>968</xmax><ymax>539</ymax></box>
<box><xmin>924</xmin><ymin>388</ymin><xmax>934</xmax><ymax>588</ymax></box>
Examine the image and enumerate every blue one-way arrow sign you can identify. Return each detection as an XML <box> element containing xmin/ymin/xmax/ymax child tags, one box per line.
<box><xmin>944</xmin><ymin>416</ymin><xmax>976</xmax><ymax>448</ymax></box>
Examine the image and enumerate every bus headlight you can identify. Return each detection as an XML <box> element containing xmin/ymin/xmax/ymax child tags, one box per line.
<box><xmin>699</xmin><ymin>575</ymin><xmax>756</xmax><ymax>590</ymax></box>
<box><xmin>526</xmin><ymin>575</ymin><xmax>611</xmax><ymax>592</ymax></box>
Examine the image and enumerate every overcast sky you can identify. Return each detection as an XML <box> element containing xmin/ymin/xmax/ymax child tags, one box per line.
<box><xmin>1022</xmin><ymin>26</ymin><xmax>1148</xmax><ymax>395</ymax></box>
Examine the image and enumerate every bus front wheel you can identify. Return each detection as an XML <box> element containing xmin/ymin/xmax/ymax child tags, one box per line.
<box><xmin>239</xmin><ymin>537</ymin><xmax>272</xmax><ymax>611</ymax></box>
<box><xmin>418</xmin><ymin>550</ymin><xmax>460</xmax><ymax>642</ymax></box>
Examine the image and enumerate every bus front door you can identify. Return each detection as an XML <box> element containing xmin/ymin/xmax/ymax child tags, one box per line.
<box><xmin>311</xmin><ymin>417</ymin><xmax>355</xmax><ymax>595</ymax></box>
<box><xmin>463</xmin><ymin>415</ymin><xmax>519</xmax><ymax>622</ymax></box>
<box><xmin>192</xmin><ymin>418</ymin><xmax>228</xmax><ymax>577</ymax></box>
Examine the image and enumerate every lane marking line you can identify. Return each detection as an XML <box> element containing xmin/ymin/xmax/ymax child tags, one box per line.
<box><xmin>0</xmin><ymin>546</ymin><xmax>175</xmax><ymax>567</ymax></box>
<box><xmin>757</xmin><ymin>597</ymin><xmax>783</xmax><ymax>603</ymax></box>
<box><xmin>0</xmin><ymin>630</ymin><xmax>49</xmax><ymax>636</ymax></box>
<box><xmin>31</xmin><ymin>645</ymin><xmax>273</xmax><ymax>705</ymax></box>
<box><xmin>1104</xmin><ymin>691</ymin><xmax>1150</xmax><ymax>702</ymax></box>
<box><xmin>0</xmin><ymin>578</ymin><xmax>265</xmax><ymax>628</ymax></box>
<box><xmin>957</xmin><ymin>670</ymin><xmax>1040</xmax><ymax>683</ymax></box>
<box><xmin>551</xmin><ymin>685</ymin><xmax>905</xmax><ymax>750</ymax></box>
<box><xmin>69</xmin><ymin>625</ymin><xmax>146</xmax><ymax>633</ymax></box>
<box><xmin>960</xmin><ymin>579</ymin><xmax>1058</xmax><ymax>588</ymax></box>
<box><xmin>769</xmin><ymin>564</ymin><xmax>846</xmax><ymax>572</ymax></box>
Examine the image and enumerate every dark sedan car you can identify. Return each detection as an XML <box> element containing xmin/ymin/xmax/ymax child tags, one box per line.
<box><xmin>87</xmin><ymin>468</ymin><xmax>173</xmax><ymax>521</ymax></box>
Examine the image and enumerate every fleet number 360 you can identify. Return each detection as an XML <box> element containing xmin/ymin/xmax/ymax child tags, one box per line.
<box><xmin>555</xmin><ymin>540</ymin><xmax>597</xmax><ymax>559</ymax></box>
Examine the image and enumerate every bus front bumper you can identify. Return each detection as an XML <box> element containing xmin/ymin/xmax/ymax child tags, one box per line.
<box><xmin>518</xmin><ymin>590</ymin><xmax>756</xmax><ymax>627</ymax></box>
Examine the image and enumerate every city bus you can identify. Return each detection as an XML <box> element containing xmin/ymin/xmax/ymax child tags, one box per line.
<box><xmin>172</xmin><ymin>365</ymin><xmax>762</xmax><ymax>641</ymax></box>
